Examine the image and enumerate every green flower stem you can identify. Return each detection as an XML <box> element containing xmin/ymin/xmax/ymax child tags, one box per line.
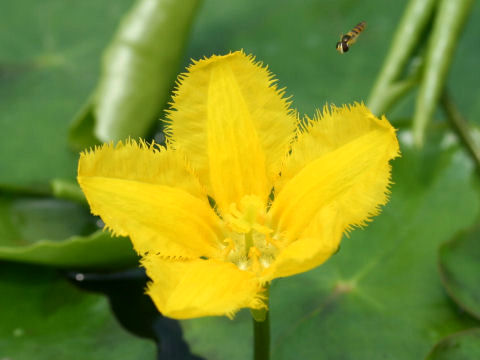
<box><xmin>441</xmin><ymin>91</ymin><xmax>480</xmax><ymax>170</ymax></box>
<box><xmin>370</xmin><ymin>62</ymin><xmax>422</xmax><ymax>116</ymax></box>
<box><xmin>251</xmin><ymin>284</ymin><xmax>270</xmax><ymax>360</ymax></box>
<box><xmin>413</xmin><ymin>0</ymin><xmax>474</xmax><ymax>147</ymax></box>
<box><xmin>367</xmin><ymin>0</ymin><xmax>437</xmax><ymax>115</ymax></box>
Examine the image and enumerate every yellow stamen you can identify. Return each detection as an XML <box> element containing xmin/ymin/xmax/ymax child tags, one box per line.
<box><xmin>264</xmin><ymin>232</ymin><xmax>281</xmax><ymax>249</ymax></box>
<box><xmin>248</xmin><ymin>247</ymin><xmax>262</xmax><ymax>274</ymax></box>
<box><xmin>222</xmin><ymin>237</ymin><xmax>236</xmax><ymax>257</ymax></box>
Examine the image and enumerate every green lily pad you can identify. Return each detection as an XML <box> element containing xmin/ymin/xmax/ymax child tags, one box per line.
<box><xmin>181</xmin><ymin>137</ymin><xmax>480</xmax><ymax>359</ymax></box>
<box><xmin>0</xmin><ymin>263</ymin><xmax>155</xmax><ymax>359</ymax></box>
<box><xmin>439</xmin><ymin>223</ymin><xmax>480</xmax><ymax>320</ymax></box>
<box><xmin>0</xmin><ymin>196</ymin><xmax>138</xmax><ymax>268</ymax></box>
<box><xmin>425</xmin><ymin>328</ymin><xmax>480</xmax><ymax>360</ymax></box>
<box><xmin>0</xmin><ymin>0</ymin><xmax>132</xmax><ymax>189</ymax></box>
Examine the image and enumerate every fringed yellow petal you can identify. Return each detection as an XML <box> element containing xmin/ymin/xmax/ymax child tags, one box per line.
<box><xmin>165</xmin><ymin>51</ymin><xmax>296</xmax><ymax>212</ymax></box>
<box><xmin>270</xmin><ymin>103</ymin><xmax>400</xmax><ymax>242</ymax></box>
<box><xmin>275</xmin><ymin>103</ymin><xmax>399</xmax><ymax>192</ymax></box>
<box><xmin>79</xmin><ymin>177</ymin><xmax>222</xmax><ymax>258</ymax></box>
<box><xmin>144</xmin><ymin>257</ymin><xmax>265</xmax><ymax>319</ymax></box>
<box><xmin>79</xmin><ymin>139</ymin><xmax>205</xmax><ymax>199</ymax></box>
<box><xmin>78</xmin><ymin>141</ymin><xmax>222</xmax><ymax>258</ymax></box>
<box><xmin>262</xmin><ymin>205</ymin><xmax>343</xmax><ymax>281</ymax></box>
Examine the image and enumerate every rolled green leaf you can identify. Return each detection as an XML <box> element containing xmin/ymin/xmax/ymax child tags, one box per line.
<box><xmin>69</xmin><ymin>0</ymin><xmax>201</xmax><ymax>149</ymax></box>
<box><xmin>68</xmin><ymin>96</ymin><xmax>99</xmax><ymax>151</ymax></box>
<box><xmin>51</xmin><ymin>178</ymin><xmax>87</xmax><ymax>204</ymax></box>
<box><xmin>413</xmin><ymin>0</ymin><xmax>474</xmax><ymax>147</ymax></box>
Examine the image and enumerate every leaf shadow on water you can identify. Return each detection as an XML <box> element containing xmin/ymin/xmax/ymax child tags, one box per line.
<box><xmin>66</xmin><ymin>268</ymin><xmax>204</xmax><ymax>360</ymax></box>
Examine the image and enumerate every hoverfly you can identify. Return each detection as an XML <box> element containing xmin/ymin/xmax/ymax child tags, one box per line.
<box><xmin>336</xmin><ymin>21</ymin><xmax>366</xmax><ymax>54</ymax></box>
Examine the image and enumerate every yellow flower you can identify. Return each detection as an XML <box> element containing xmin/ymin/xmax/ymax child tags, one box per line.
<box><xmin>78</xmin><ymin>51</ymin><xmax>400</xmax><ymax>319</ymax></box>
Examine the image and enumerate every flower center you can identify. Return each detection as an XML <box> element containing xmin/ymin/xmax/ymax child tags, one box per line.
<box><xmin>221</xmin><ymin>195</ymin><xmax>279</xmax><ymax>274</ymax></box>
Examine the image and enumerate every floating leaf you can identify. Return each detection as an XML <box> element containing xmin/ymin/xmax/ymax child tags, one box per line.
<box><xmin>0</xmin><ymin>0</ymin><xmax>133</xmax><ymax>188</ymax></box>
<box><xmin>439</xmin><ymin>222</ymin><xmax>480</xmax><ymax>320</ymax></box>
<box><xmin>0</xmin><ymin>263</ymin><xmax>155</xmax><ymax>359</ymax></box>
<box><xmin>0</xmin><ymin>196</ymin><xmax>137</xmax><ymax>269</ymax></box>
<box><xmin>425</xmin><ymin>328</ymin><xmax>480</xmax><ymax>360</ymax></box>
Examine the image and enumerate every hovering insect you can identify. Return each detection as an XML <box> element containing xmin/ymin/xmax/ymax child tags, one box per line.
<box><xmin>336</xmin><ymin>21</ymin><xmax>366</xmax><ymax>54</ymax></box>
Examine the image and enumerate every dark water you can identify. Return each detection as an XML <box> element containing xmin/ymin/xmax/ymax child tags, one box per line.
<box><xmin>67</xmin><ymin>268</ymin><xmax>204</xmax><ymax>360</ymax></box>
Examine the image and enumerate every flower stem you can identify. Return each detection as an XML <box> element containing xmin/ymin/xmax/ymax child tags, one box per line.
<box><xmin>367</xmin><ymin>0</ymin><xmax>436</xmax><ymax>116</ymax></box>
<box><xmin>251</xmin><ymin>284</ymin><xmax>270</xmax><ymax>360</ymax></box>
<box><xmin>413</xmin><ymin>0</ymin><xmax>475</xmax><ymax>147</ymax></box>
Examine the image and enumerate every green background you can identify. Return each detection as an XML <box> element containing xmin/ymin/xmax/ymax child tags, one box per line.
<box><xmin>1</xmin><ymin>0</ymin><xmax>479</xmax><ymax>359</ymax></box>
